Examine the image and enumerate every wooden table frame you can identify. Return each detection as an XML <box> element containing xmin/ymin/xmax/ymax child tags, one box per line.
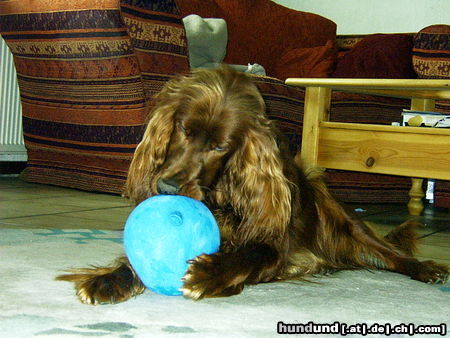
<box><xmin>285</xmin><ymin>78</ymin><xmax>450</xmax><ymax>215</ymax></box>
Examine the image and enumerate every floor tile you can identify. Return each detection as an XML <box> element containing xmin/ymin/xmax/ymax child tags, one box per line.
<box><xmin>350</xmin><ymin>203</ymin><xmax>406</xmax><ymax>217</ymax></box>
<box><xmin>0</xmin><ymin>199</ymin><xmax>89</xmax><ymax>219</ymax></box>
<box><xmin>416</xmin><ymin>243</ymin><xmax>450</xmax><ymax>262</ymax></box>
<box><xmin>351</xmin><ymin>202</ymin><xmax>450</xmax><ymax>232</ymax></box>
<box><xmin>59</xmin><ymin>206</ymin><xmax>134</xmax><ymax>225</ymax></box>
<box><xmin>0</xmin><ymin>187</ymin><xmax>108</xmax><ymax>201</ymax></box>
<box><xmin>0</xmin><ymin>177</ymin><xmax>39</xmax><ymax>188</ymax></box>
<box><xmin>0</xmin><ymin>214</ymin><xmax>125</xmax><ymax>230</ymax></box>
<box><xmin>19</xmin><ymin>195</ymin><xmax>130</xmax><ymax>208</ymax></box>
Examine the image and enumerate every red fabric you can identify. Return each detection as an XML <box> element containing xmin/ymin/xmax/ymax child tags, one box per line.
<box><xmin>274</xmin><ymin>40</ymin><xmax>337</xmax><ymax>80</ymax></box>
<box><xmin>434</xmin><ymin>180</ymin><xmax>450</xmax><ymax>209</ymax></box>
<box><xmin>332</xmin><ymin>34</ymin><xmax>417</xmax><ymax>78</ymax></box>
<box><xmin>177</xmin><ymin>0</ymin><xmax>337</xmax><ymax>76</ymax></box>
<box><xmin>176</xmin><ymin>0</ymin><xmax>222</xmax><ymax>18</ymax></box>
<box><xmin>417</xmin><ymin>24</ymin><xmax>450</xmax><ymax>34</ymax></box>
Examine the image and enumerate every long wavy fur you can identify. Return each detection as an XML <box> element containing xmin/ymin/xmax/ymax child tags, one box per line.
<box><xmin>57</xmin><ymin>66</ymin><xmax>448</xmax><ymax>304</ymax></box>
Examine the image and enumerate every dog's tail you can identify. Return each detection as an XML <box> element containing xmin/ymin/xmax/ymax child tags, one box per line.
<box><xmin>383</xmin><ymin>220</ymin><xmax>420</xmax><ymax>256</ymax></box>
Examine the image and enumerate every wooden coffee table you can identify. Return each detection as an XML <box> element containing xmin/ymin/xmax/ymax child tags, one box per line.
<box><xmin>285</xmin><ymin>78</ymin><xmax>450</xmax><ymax>215</ymax></box>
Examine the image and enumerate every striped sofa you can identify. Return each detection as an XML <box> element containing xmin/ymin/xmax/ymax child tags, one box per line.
<box><xmin>0</xmin><ymin>0</ymin><xmax>448</xmax><ymax>207</ymax></box>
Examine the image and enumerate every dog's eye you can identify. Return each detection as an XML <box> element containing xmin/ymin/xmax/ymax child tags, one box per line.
<box><xmin>213</xmin><ymin>145</ymin><xmax>228</xmax><ymax>152</ymax></box>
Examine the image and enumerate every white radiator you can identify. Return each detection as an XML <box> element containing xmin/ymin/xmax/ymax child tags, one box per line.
<box><xmin>0</xmin><ymin>37</ymin><xmax>26</xmax><ymax>161</ymax></box>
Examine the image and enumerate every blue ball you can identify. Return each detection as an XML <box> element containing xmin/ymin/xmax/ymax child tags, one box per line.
<box><xmin>123</xmin><ymin>195</ymin><xmax>220</xmax><ymax>296</ymax></box>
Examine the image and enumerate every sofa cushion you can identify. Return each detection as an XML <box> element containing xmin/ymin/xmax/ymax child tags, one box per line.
<box><xmin>332</xmin><ymin>34</ymin><xmax>416</xmax><ymax>78</ymax></box>
<box><xmin>0</xmin><ymin>0</ymin><xmax>184</xmax><ymax>194</ymax></box>
<box><xmin>176</xmin><ymin>0</ymin><xmax>223</xmax><ymax>19</ymax></box>
<box><xmin>274</xmin><ymin>40</ymin><xmax>337</xmax><ymax>80</ymax></box>
<box><xmin>413</xmin><ymin>24</ymin><xmax>450</xmax><ymax>79</ymax></box>
<box><xmin>177</xmin><ymin>0</ymin><xmax>337</xmax><ymax>77</ymax></box>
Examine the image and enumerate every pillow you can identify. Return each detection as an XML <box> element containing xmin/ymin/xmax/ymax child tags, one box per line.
<box><xmin>413</xmin><ymin>25</ymin><xmax>450</xmax><ymax>79</ymax></box>
<box><xmin>213</xmin><ymin>0</ymin><xmax>337</xmax><ymax>76</ymax></box>
<box><xmin>178</xmin><ymin>0</ymin><xmax>337</xmax><ymax>77</ymax></box>
<box><xmin>332</xmin><ymin>34</ymin><xmax>416</xmax><ymax>78</ymax></box>
<box><xmin>274</xmin><ymin>40</ymin><xmax>337</xmax><ymax>80</ymax></box>
<box><xmin>0</xmin><ymin>0</ymin><xmax>148</xmax><ymax>193</ymax></box>
<box><xmin>182</xmin><ymin>14</ymin><xmax>227</xmax><ymax>69</ymax></box>
<box><xmin>0</xmin><ymin>0</ymin><xmax>187</xmax><ymax>194</ymax></box>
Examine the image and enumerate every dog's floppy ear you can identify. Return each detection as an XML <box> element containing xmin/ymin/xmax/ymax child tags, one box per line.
<box><xmin>124</xmin><ymin>79</ymin><xmax>182</xmax><ymax>204</ymax></box>
<box><xmin>220</xmin><ymin>118</ymin><xmax>292</xmax><ymax>247</ymax></box>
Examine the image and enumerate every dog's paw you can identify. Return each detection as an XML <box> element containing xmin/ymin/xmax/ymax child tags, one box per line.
<box><xmin>73</xmin><ymin>273</ymin><xmax>133</xmax><ymax>305</ymax></box>
<box><xmin>57</xmin><ymin>265</ymin><xmax>145</xmax><ymax>305</ymax></box>
<box><xmin>179</xmin><ymin>253</ymin><xmax>245</xmax><ymax>300</ymax></box>
<box><xmin>414</xmin><ymin>260</ymin><xmax>448</xmax><ymax>284</ymax></box>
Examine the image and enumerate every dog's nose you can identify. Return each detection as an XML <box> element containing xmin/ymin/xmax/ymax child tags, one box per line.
<box><xmin>157</xmin><ymin>178</ymin><xmax>181</xmax><ymax>195</ymax></box>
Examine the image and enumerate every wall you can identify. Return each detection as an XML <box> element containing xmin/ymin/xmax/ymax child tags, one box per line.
<box><xmin>274</xmin><ymin>0</ymin><xmax>450</xmax><ymax>34</ymax></box>
<box><xmin>0</xmin><ymin>37</ymin><xmax>26</xmax><ymax>161</ymax></box>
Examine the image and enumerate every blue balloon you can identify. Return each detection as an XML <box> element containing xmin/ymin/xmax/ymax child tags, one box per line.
<box><xmin>124</xmin><ymin>195</ymin><xmax>220</xmax><ymax>296</ymax></box>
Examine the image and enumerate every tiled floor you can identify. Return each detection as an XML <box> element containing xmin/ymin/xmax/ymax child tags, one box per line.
<box><xmin>0</xmin><ymin>176</ymin><xmax>448</xmax><ymax>265</ymax></box>
<box><xmin>0</xmin><ymin>176</ymin><xmax>133</xmax><ymax>230</ymax></box>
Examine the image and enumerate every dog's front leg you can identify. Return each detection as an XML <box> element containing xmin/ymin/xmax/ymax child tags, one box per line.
<box><xmin>180</xmin><ymin>243</ymin><xmax>281</xmax><ymax>300</ymax></box>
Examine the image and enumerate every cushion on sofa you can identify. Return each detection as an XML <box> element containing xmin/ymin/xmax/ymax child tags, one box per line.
<box><xmin>176</xmin><ymin>0</ymin><xmax>223</xmax><ymax>19</ymax></box>
<box><xmin>274</xmin><ymin>40</ymin><xmax>337</xmax><ymax>80</ymax></box>
<box><xmin>0</xmin><ymin>0</ymin><xmax>186</xmax><ymax>194</ymax></box>
<box><xmin>332</xmin><ymin>34</ymin><xmax>416</xmax><ymax>78</ymax></box>
<box><xmin>413</xmin><ymin>24</ymin><xmax>450</xmax><ymax>79</ymax></box>
<box><xmin>177</xmin><ymin>0</ymin><xmax>337</xmax><ymax>77</ymax></box>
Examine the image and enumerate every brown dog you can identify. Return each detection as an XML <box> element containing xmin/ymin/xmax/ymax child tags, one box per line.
<box><xmin>58</xmin><ymin>67</ymin><xmax>448</xmax><ymax>304</ymax></box>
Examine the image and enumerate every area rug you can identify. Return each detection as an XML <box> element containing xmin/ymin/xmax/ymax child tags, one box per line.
<box><xmin>1</xmin><ymin>229</ymin><xmax>448</xmax><ymax>337</ymax></box>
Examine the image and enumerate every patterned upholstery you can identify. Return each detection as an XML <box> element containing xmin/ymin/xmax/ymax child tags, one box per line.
<box><xmin>0</xmin><ymin>0</ymin><xmax>189</xmax><ymax>194</ymax></box>
<box><xmin>413</xmin><ymin>25</ymin><xmax>450</xmax><ymax>79</ymax></box>
<box><xmin>412</xmin><ymin>25</ymin><xmax>450</xmax><ymax>114</ymax></box>
<box><xmin>120</xmin><ymin>0</ymin><xmax>189</xmax><ymax>101</ymax></box>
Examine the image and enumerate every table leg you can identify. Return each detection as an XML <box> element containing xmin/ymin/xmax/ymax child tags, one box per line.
<box><xmin>406</xmin><ymin>98</ymin><xmax>436</xmax><ymax>215</ymax></box>
<box><xmin>297</xmin><ymin>86</ymin><xmax>331</xmax><ymax>167</ymax></box>
<box><xmin>410</xmin><ymin>97</ymin><xmax>435</xmax><ymax>112</ymax></box>
<box><xmin>408</xmin><ymin>178</ymin><xmax>425</xmax><ymax>216</ymax></box>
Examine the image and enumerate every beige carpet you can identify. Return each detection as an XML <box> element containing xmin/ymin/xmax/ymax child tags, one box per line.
<box><xmin>1</xmin><ymin>228</ymin><xmax>449</xmax><ymax>337</ymax></box>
